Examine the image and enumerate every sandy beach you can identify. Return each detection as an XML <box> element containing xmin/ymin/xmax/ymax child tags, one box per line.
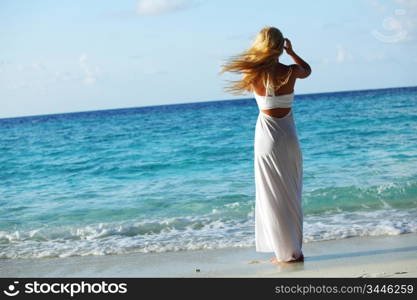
<box><xmin>1</xmin><ymin>233</ymin><xmax>416</xmax><ymax>278</ymax></box>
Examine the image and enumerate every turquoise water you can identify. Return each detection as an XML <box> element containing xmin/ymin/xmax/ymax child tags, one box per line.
<box><xmin>1</xmin><ymin>86</ymin><xmax>417</xmax><ymax>259</ymax></box>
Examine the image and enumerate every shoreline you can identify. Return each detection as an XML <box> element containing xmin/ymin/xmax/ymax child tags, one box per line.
<box><xmin>1</xmin><ymin>233</ymin><xmax>416</xmax><ymax>278</ymax></box>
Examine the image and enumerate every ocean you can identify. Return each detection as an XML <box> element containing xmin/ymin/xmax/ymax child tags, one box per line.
<box><xmin>1</xmin><ymin>86</ymin><xmax>417</xmax><ymax>259</ymax></box>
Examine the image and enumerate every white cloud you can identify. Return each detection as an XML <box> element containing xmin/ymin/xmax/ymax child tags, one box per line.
<box><xmin>364</xmin><ymin>52</ymin><xmax>386</xmax><ymax>62</ymax></box>
<box><xmin>79</xmin><ymin>54</ymin><xmax>99</xmax><ymax>85</ymax></box>
<box><xmin>131</xmin><ymin>56</ymin><xmax>169</xmax><ymax>75</ymax></box>
<box><xmin>321</xmin><ymin>45</ymin><xmax>354</xmax><ymax>64</ymax></box>
<box><xmin>336</xmin><ymin>45</ymin><xmax>347</xmax><ymax>63</ymax></box>
<box><xmin>31</xmin><ymin>62</ymin><xmax>44</xmax><ymax>71</ymax></box>
<box><xmin>393</xmin><ymin>0</ymin><xmax>417</xmax><ymax>7</ymax></box>
<box><xmin>1</xmin><ymin>58</ymin><xmax>102</xmax><ymax>93</ymax></box>
<box><xmin>368</xmin><ymin>0</ymin><xmax>388</xmax><ymax>14</ymax></box>
<box><xmin>136</xmin><ymin>0</ymin><xmax>193</xmax><ymax>16</ymax></box>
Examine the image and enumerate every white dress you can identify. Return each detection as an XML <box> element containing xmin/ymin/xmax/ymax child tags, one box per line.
<box><xmin>253</xmin><ymin>79</ymin><xmax>304</xmax><ymax>262</ymax></box>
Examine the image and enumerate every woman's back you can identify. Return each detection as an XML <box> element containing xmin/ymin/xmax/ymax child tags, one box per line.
<box><xmin>252</xmin><ymin>63</ymin><xmax>296</xmax><ymax>118</ymax></box>
<box><xmin>251</xmin><ymin>63</ymin><xmax>295</xmax><ymax>97</ymax></box>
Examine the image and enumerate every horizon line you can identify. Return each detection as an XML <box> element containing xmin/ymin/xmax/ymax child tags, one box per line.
<box><xmin>1</xmin><ymin>84</ymin><xmax>416</xmax><ymax>121</ymax></box>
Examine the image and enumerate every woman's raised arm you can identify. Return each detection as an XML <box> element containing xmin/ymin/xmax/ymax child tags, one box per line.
<box><xmin>284</xmin><ymin>38</ymin><xmax>311</xmax><ymax>79</ymax></box>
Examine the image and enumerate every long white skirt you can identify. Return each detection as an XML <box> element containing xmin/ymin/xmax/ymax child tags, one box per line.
<box><xmin>254</xmin><ymin>110</ymin><xmax>304</xmax><ymax>262</ymax></box>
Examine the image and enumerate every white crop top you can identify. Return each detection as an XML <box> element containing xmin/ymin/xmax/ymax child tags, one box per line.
<box><xmin>253</xmin><ymin>66</ymin><xmax>294</xmax><ymax>109</ymax></box>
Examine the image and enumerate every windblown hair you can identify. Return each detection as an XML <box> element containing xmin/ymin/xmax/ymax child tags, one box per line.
<box><xmin>220</xmin><ymin>26</ymin><xmax>286</xmax><ymax>95</ymax></box>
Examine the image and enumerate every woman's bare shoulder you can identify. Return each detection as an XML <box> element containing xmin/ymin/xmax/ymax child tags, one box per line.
<box><xmin>288</xmin><ymin>64</ymin><xmax>311</xmax><ymax>79</ymax></box>
<box><xmin>271</xmin><ymin>63</ymin><xmax>292</xmax><ymax>77</ymax></box>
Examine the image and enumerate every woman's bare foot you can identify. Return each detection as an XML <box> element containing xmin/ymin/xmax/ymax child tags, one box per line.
<box><xmin>269</xmin><ymin>253</ymin><xmax>304</xmax><ymax>265</ymax></box>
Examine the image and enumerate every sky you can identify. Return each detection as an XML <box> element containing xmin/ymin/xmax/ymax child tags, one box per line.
<box><xmin>1</xmin><ymin>0</ymin><xmax>417</xmax><ymax>119</ymax></box>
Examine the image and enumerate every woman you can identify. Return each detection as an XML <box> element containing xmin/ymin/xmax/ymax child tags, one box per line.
<box><xmin>221</xmin><ymin>26</ymin><xmax>311</xmax><ymax>264</ymax></box>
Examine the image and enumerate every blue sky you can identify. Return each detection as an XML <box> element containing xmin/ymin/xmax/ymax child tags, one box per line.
<box><xmin>1</xmin><ymin>0</ymin><xmax>416</xmax><ymax>118</ymax></box>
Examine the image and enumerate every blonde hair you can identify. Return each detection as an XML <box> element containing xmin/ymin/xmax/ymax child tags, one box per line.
<box><xmin>220</xmin><ymin>26</ymin><xmax>286</xmax><ymax>95</ymax></box>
